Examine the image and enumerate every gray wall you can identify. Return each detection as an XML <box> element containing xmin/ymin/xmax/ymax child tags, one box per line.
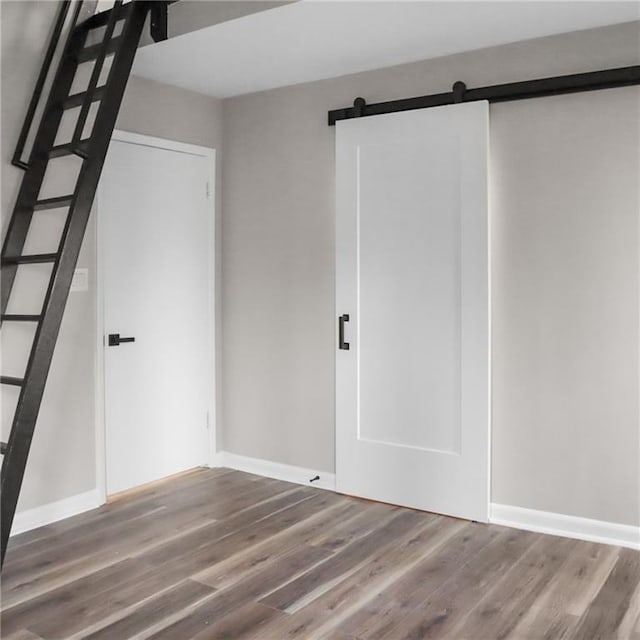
<box><xmin>491</xmin><ymin>89</ymin><xmax>638</xmax><ymax>526</ymax></box>
<box><xmin>1</xmin><ymin>1</ymin><xmax>222</xmax><ymax>512</ymax></box>
<box><xmin>221</xmin><ymin>21</ymin><xmax>639</xmax><ymax>526</ymax></box>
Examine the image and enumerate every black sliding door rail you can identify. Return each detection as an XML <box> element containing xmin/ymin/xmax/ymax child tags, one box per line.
<box><xmin>328</xmin><ymin>65</ymin><xmax>640</xmax><ymax>125</ymax></box>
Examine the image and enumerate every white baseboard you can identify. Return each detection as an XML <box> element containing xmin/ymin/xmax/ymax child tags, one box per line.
<box><xmin>490</xmin><ymin>503</ymin><xmax>640</xmax><ymax>550</ymax></box>
<box><xmin>14</xmin><ymin>477</ymin><xmax>634</xmax><ymax>553</ymax></box>
<box><xmin>11</xmin><ymin>489</ymin><xmax>103</xmax><ymax>536</ymax></box>
<box><xmin>214</xmin><ymin>451</ymin><xmax>336</xmax><ymax>492</ymax></box>
<box><xmin>10</xmin><ymin>450</ymin><xmax>334</xmax><ymax>537</ymax></box>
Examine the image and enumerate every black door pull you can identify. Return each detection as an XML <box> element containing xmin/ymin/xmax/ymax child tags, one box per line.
<box><xmin>338</xmin><ymin>314</ymin><xmax>350</xmax><ymax>350</ymax></box>
<box><xmin>108</xmin><ymin>333</ymin><xmax>135</xmax><ymax>347</ymax></box>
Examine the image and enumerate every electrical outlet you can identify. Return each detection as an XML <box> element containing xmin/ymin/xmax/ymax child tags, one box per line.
<box><xmin>70</xmin><ymin>268</ymin><xmax>89</xmax><ymax>292</ymax></box>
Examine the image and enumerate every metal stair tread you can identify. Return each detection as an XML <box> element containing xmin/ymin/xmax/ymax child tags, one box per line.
<box><xmin>1</xmin><ymin>314</ymin><xmax>42</xmax><ymax>322</ymax></box>
<box><xmin>2</xmin><ymin>253</ymin><xmax>59</xmax><ymax>265</ymax></box>
<box><xmin>49</xmin><ymin>141</ymin><xmax>90</xmax><ymax>159</ymax></box>
<box><xmin>76</xmin><ymin>3</ymin><xmax>128</xmax><ymax>32</ymax></box>
<box><xmin>61</xmin><ymin>87</ymin><xmax>105</xmax><ymax>110</ymax></box>
<box><xmin>34</xmin><ymin>195</ymin><xmax>74</xmax><ymax>210</ymax></box>
<box><xmin>0</xmin><ymin>377</ymin><xmax>24</xmax><ymax>387</ymax></box>
<box><xmin>75</xmin><ymin>37</ymin><xmax>121</xmax><ymax>63</ymax></box>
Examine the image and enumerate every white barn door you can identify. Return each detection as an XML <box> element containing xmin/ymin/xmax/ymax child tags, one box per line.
<box><xmin>335</xmin><ymin>102</ymin><xmax>490</xmax><ymax>522</ymax></box>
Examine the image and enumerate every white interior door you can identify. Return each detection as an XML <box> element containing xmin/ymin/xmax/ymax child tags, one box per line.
<box><xmin>335</xmin><ymin>102</ymin><xmax>489</xmax><ymax>522</ymax></box>
<box><xmin>100</xmin><ymin>133</ymin><xmax>214</xmax><ymax>495</ymax></box>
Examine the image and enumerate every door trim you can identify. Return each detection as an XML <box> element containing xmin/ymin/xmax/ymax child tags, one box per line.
<box><xmin>94</xmin><ymin>129</ymin><xmax>217</xmax><ymax>502</ymax></box>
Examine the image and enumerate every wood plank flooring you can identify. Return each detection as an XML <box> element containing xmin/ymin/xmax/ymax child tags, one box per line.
<box><xmin>1</xmin><ymin>468</ymin><xmax>638</xmax><ymax>639</ymax></box>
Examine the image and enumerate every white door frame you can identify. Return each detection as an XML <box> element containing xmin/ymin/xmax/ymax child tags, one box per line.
<box><xmin>94</xmin><ymin>130</ymin><xmax>217</xmax><ymax>502</ymax></box>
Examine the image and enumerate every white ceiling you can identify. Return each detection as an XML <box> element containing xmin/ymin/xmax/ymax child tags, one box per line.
<box><xmin>132</xmin><ymin>1</ymin><xmax>639</xmax><ymax>98</ymax></box>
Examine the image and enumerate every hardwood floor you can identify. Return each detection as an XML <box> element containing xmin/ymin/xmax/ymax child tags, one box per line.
<box><xmin>1</xmin><ymin>468</ymin><xmax>638</xmax><ymax>639</ymax></box>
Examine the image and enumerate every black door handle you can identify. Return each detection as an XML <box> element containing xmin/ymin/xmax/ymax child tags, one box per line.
<box><xmin>108</xmin><ymin>333</ymin><xmax>135</xmax><ymax>347</ymax></box>
<box><xmin>338</xmin><ymin>314</ymin><xmax>350</xmax><ymax>350</ymax></box>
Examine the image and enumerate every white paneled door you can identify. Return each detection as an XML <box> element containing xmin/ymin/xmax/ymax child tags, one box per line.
<box><xmin>100</xmin><ymin>133</ymin><xmax>214</xmax><ymax>496</ymax></box>
<box><xmin>335</xmin><ymin>103</ymin><xmax>490</xmax><ymax>521</ymax></box>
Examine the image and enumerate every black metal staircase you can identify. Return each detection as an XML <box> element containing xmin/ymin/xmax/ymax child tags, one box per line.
<box><xmin>1</xmin><ymin>0</ymin><xmax>166</xmax><ymax>567</ymax></box>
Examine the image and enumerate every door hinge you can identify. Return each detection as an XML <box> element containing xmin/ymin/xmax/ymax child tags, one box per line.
<box><xmin>206</xmin><ymin>411</ymin><xmax>210</xmax><ymax>430</ymax></box>
<box><xmin>206</xmin><ymin>181</ymin><xmax>212</xmax><ymax>199</ymax></box>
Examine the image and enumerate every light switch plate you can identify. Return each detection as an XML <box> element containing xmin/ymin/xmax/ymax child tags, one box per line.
<box><xmin>70</xmin><ymin>268</ymin><xmax>89</xmax><ymax>292</ymax></box>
